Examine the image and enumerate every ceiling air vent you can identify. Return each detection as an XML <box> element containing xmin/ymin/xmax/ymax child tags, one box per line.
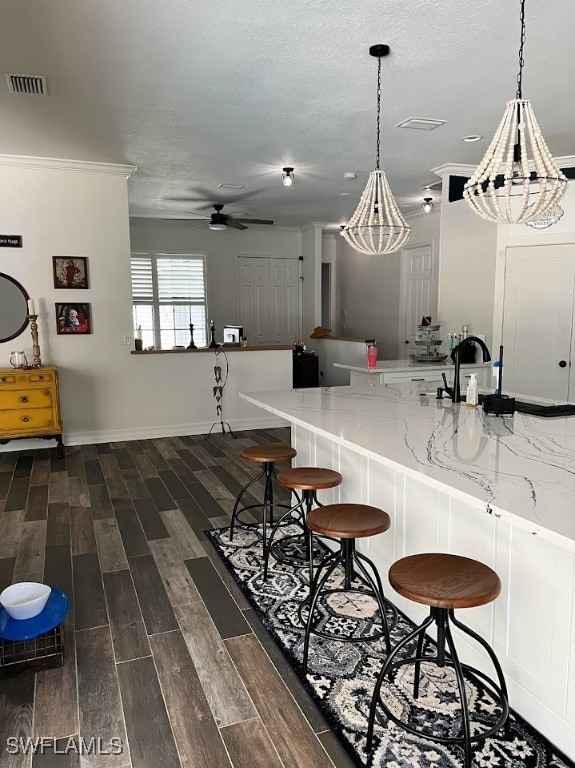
<box><xmin>396</xmin><ymin>117</ymin><xmax>446</xmax><ymax>131</ymax></box>
<box><xmin>6</xmin><ymin>74</ymin><xmax>48</xmax><ymax>95</ymax></box>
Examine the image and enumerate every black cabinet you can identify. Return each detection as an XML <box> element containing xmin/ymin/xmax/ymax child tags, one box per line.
<box><xmin>292</xmin><ymin>352</ymin><xmax>319</xmax><ymax>388</ymax></box>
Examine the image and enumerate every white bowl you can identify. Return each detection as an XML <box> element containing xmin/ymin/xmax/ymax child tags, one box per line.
<box><xmin>0</xmin><ymin>582</ymin><xmax>51</xmax><ymax>620</ymax></box>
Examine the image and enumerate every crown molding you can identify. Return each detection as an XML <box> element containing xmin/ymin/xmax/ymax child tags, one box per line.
<box><xmin>433</xmin><ymin>154</ymin><xmax>575</xmax><ymax>181</ymax></box>
<box><xmin>432</xmin><ymin>163</ymin><xmax>476</xmax><ymax>179</ymax></box>
<box><xmin>0</xmin><ymin>154</ymin><xmax>136</xmax><ymax>177</ymax></box>
<box><xmin>301</xmin><ymin>222</ymin><xmax>330</xmax><ymax>232</ymax></box>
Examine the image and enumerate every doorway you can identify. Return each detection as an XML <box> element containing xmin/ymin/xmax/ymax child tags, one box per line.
<box><xmin>398</xmin><ymin>243</ymin><xmax>438</xmax><ymax>357</ymax></box>
<box><xmin>502</xmin><ymin>244</ymin><xmax>575</xmax><ymax>401</ymax></box>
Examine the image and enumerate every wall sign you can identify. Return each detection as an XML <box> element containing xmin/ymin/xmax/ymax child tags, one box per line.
<box><xmin>0</xmin><ymin>235</ymin><xmax>22</xmax><ymax>248</ymax></box>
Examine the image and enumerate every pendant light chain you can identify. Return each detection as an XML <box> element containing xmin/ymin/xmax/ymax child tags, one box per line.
<box><xmin>516</xmin><ymin>0</ymin><xmax>526</xmax><ymax>99</ymax></box>
<box><xmin>342</xmin><ymin>43</ymin><xmax>410</xmax><ymax>255</ymax></box>
<box><xmin>375</xmin><ymin>54</ymin><xmax>382</xmax><ymax>169</ymax></box>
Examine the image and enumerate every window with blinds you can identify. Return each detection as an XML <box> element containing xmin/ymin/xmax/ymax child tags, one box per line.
<box><xmin>131</xmin><ymin>253</ymin><xmax>208</xmax><ymax>349</ymax></box>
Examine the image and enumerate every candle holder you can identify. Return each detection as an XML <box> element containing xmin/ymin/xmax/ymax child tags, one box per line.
<box><xmin>187</xmin><ymin>322</ymin><xmax>197</xmax><ymax>350</ymax></box>
<box><xmin>28</xmin><ymin>315</ymin><xmax>44</xmax><ymax>368</ymax></box>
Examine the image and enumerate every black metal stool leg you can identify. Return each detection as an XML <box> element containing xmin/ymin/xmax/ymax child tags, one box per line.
<box><xmin>356</xmin><ymin>549</ymin><xmax>399</xmax><ymax>629</ymax></box>
<box><xmin>352</xmin><ymin>551</ymin><xmax>392</xmax><ymax>655</ymax></box>
<box><xmin>366</xmin><ymin>613</ymin><xmax>435</xmax><ymax>750</ymax></box>
<box><xmin>263</xmin><ymin>497</ymin><xmax>306</xmax><ymax>579</ymax></box>
<box><xmin>302</xmin><ymin>552</ymin><xmax>340</xmax><ymax>673</ymax></box>
<box><xmin>229</xmin><ymin>470</ymin><xmax>264</xmax><ymax>540</ymax></box>
<box><xmin>443</xmin><ymin>614</ymin><xmax>473</xmax><ymax>768</ymax></box>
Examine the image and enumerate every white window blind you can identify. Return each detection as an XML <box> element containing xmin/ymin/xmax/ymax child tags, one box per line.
<box><xmin>131</xmin><ymin>253</ymin><xmax>208</xmax><ymax>349</ymax></box>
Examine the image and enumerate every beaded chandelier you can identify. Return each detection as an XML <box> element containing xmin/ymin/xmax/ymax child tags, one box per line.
<box><xmin>343</xmin><ymin>45</ymin><xmax>410</xmax><ymax>255</ymax></box>
<box><xmin>464</xmin><ymin>0</ymin><xmax>567</xmax><ymax>224</ymax></box>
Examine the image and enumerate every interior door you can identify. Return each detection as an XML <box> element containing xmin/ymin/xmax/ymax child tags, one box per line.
<box><xmin>502</xmin><ymin>245</ymin><xmax>575</xmax><ymax>401</ymax></box>
<box><xmin>399</xmin><ymin>244</ymin><xmax>437</xmax><ymax>357</ymax></box>
<box><xmin>238</xmin><ymin>257</ymin><xmax>270</xmax><ymax>344</ymax></box>
<box><xmin>238</xmin><ymin>257</ymin><xmax>300</xmax><ymax>345</ymax></box>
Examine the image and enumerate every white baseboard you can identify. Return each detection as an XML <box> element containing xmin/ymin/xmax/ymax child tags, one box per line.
<box><xmin>0</xmin><ymin>415</ymin><xmax>289</xmax><ymax>452</ymax></box>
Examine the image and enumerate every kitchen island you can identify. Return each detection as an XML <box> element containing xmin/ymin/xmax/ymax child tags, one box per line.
<box><xmin>334</xmin><ymin>358</ymin><xmax>491</xmax><ymax>387</ymax></box>
<box><xmin>240</xmin><ymin>382</ymin><xmax>575</xmax><ymax>760</ymax></box>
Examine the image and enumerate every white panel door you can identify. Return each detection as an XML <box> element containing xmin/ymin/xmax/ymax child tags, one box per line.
<box><xmin>276</xmin><ymin>258</ymin><xmax>300</xmax><ymax>345</ymax></box>
<box><xmin>238</xmin><ymin>257</ymin><xmax>300</xmax><ymax>345</ymax></box>
<box><xmin>399</xmin><ymin>244</ymin><xmax>437</xmax><ymax>356</ymax></box>
<box><xmin>502</xmin><ymin>245</ymin><xmax>575</xmax><ymax>401</ymax></box>
<box><xmin>238</xmin><ymin>257</ymin><xmax>271</xmax><ymax>344</ymax></box>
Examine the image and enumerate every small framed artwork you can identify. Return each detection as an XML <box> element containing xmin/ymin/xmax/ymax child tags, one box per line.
<box><xmin>55</xmin><ymin>303</ymin><xmax>92</xmax><ymax>334</ymax></box>
<box><xmin>53</xmin><ymin>256</ymin><xmax>89</xmax><ymax>289</ymax></box>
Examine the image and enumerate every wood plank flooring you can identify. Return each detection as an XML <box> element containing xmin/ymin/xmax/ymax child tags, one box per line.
<box><xmin>0</xmin><ymin>430</ymin><xmax>355</xmax><ymax>768</ymax></box>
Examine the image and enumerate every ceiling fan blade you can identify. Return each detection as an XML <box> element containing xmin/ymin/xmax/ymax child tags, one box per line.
<box><xmin>226</xmin><ymin>219</ymin><xmax>248</xmax><ymax>231</ymax></box>
<box><xmin>182</xmin><ymin>212</ymin><xmax>211</xmax><ymax>219</ymax></box>
<box><xmin>233</xmin><ymin>218</ymin><xmax>274</xmax><ymax>226</ymax></box>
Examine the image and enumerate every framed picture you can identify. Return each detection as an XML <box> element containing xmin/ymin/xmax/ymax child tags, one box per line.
<box><xmin>55</xmin><ymin>303</ymin><xmax>91</xmax><ymax>334</ymax></box>
<box><xmin>53</xmin><ymin>257</ymin><xmax>89</xmax><ymax>289</ymax></box>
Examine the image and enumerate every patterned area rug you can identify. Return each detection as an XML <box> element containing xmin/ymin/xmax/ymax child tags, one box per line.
<box><xmin>207</xmin><ymin>524</ymin><xmax>573</xmax><ymax>768</ymax></box>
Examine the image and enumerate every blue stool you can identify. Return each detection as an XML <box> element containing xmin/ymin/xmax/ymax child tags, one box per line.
<box><xmin>0</xmin><ymin>588</ymin><xmax>69</xmax><ymax>675</ymax></box>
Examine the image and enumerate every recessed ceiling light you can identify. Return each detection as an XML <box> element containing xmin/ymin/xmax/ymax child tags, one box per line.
<box><xmin>340</xmin><ymin>192</ymin><xmax>351</xmax><ymax>197</ymax></box>
<box><xmin>218</xmin><ymin>183</ymin><xmax>245</xmax><ymax>189</ymax></box>
<box><xmin>343</xmin><ymin>172</ymin><xmax>357</xmax><ymax>180</ymax></box>
<box><xmin>462</xmin><ymin>135</ymin><xmax>483</xmax><ymax>143</ymax></box>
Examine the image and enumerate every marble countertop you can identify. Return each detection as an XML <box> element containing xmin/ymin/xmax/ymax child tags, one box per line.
<box><xmin>334</xmin><ymin>359</ymin><xmax>490</xmax><ymax>374</ymax></box>
<box><xmin>240</xmin><ymin>383</ymin><xmax>575</xmax><ymax>551</ymax></box>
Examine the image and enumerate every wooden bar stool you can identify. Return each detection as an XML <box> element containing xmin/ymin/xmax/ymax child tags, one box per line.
<box><xmin>301</xmin><ymin>503</ymin><xmax>397</xmax><ymax>673</ymax></box>
<box><xmin>229</xmin><ymin>444</ymin><xmax>297</xmax><ymax>551</ymax></box>
<box><xmin>262</xmin><ymin>467</ymin><xmax>342</xmax><ymax>581</ymax></box>
<box><xmin>367</xmin><ymin>553</ymin><xmax>509</xmax><ymax>768</ymax></box>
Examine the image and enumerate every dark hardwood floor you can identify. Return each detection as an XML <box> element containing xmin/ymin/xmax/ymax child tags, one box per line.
<box><xmin>0</xmin><ymin>429</ymin><xmax>356</xmax><ymax>768</ymax></box>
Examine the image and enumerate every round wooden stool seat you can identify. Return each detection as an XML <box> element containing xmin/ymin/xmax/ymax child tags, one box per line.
<box><xmin>389</xmin><ymin>553</ymin><xmax>501</xmax><ymax>610</ymax></box>
<box><xmin>307</xmin><ymin>503</ymin><xmax>390</xmax><ymax>539</ymax></box>
<box><xmin>240</xmin><ymin>444</ymin><xmax>297</xmax><ymax>464</ymax></box>
<box><xmin>277</xmin><ymin>467</ymin><xmax>342</xmax><ymax>491</ymax></box>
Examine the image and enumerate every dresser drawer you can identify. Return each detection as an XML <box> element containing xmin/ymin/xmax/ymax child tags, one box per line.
<box><xmin>0</xmin><ymin>408</ymin><xmax>56</xmax><ymax>432</ymax></box>
<box><xmin>28</xmin><ymin>372</ymin><xmax>53</xmax><ymax>383</ymax></box>
<box><xmin>0</xmin><ymin>374</ymin><xmax>16</xmax><ymax>385</ymax></box>
<box><xmin>0</xmin><ymin>389</ymin><xmax>53</xmax><ymax>411</ymax></box>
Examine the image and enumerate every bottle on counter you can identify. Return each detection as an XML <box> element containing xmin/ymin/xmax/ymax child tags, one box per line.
<box><xmin>366</xmin><ymin>340</ymin><xmax>378</xmax><ymax>368</ymax></box>
<box><xmin>492</xmin><ymin>360</ymin><xmax>501</xmax><ymax>394</ymax></box>
<box><xmin>466</xmin><ymin>373</ymin><xmax>478</xmax><ymax>407</ymax></box>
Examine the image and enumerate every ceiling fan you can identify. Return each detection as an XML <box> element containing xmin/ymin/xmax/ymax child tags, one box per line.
<box><xmin>184</xmin><ymin>203</ymin><xmax>274</xmax><ymax>231</ymax></box>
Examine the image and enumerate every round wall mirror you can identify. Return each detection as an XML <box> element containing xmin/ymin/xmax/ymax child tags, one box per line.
<box><xmin>0</xmin><ymin>273</ymin><xmax>29</xmax><ymax>343</ymax></box>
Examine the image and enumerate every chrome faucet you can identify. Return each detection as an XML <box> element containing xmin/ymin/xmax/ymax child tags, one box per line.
<box><xmin>442</xmin><ymin>336</ymin><xmax>491</xmax><ymax>403</ymax></box>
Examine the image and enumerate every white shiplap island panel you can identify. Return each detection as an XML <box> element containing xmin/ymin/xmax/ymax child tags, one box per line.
<box><xmin>240</xmin><ymin>383</ymin><xmax>575</xmax><ymax>761</ymax></box>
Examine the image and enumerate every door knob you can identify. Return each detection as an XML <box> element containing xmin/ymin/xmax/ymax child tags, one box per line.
<box><xmin>559</xmin><ymin>360</ymin><xmax>567</xmax><ymax>368</ymax></box>
<box><xmin>404</xmin><ymin>339</ymin><xmax>409</xmax><ymax>344</ymax></box>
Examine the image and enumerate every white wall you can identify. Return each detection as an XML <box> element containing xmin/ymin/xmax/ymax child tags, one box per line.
<box><xmin>130</xmin><ymin>218</ymin><xmax>302</xmax><ymax>337</ymax></box>
<box><xmin>437</xmin><ymin>195</ymin><xmax>498</xmax><ymax>349</ymax></box>
<box><xmin>335</xmin><ymin>211</ymin><xmax>441</xmax><ymax>360</ymax></box>
<box><xmin>301</xmin><ymin>224</ymin><xmax>322</xmax><ymax>340</ymax></box>
<box><xmin>0</xmin><ymin>157</ymin><xmax>291</xmax><ymax>447</ymax></box>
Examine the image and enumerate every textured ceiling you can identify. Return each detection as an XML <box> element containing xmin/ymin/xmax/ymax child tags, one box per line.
<box><xmin>1</xmin><ymin>0</ymin><xmax>574</xmax><ymax>226</ymax></box>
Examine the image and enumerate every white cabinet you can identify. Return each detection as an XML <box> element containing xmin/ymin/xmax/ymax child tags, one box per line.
<box><xmin>349</xmin><ymin>365</ymin><xmax>489</xmax><ymax>388</ymax></box>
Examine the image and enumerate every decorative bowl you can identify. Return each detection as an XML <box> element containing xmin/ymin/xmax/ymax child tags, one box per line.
<box><xmin>0</xmin><ymin>582</ymin><xmax>52</xmax><ymax>620</ymax></box>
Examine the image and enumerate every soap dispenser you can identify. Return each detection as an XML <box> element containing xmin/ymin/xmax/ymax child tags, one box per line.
<box><xmin>466</xmin><ymin>373</ymin><xmax>478</xmax><ymax>407</ymax></box>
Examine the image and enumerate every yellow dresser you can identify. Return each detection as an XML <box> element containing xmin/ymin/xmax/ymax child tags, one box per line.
<box><xmin>0</xmin><ymin>366</ymin><xmax>64</xmax><ymax>457</ymax></box>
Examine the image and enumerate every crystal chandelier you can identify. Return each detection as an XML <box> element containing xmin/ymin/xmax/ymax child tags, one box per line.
<box><xmin>463</xmin><ymin>0</ymin><xmax>567</xmax><ymax>224</ymax></box>
<box><xmin>343</xmin><ymin>45</ymin><xmax>410</xmax><ymax>255</ymax></box>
